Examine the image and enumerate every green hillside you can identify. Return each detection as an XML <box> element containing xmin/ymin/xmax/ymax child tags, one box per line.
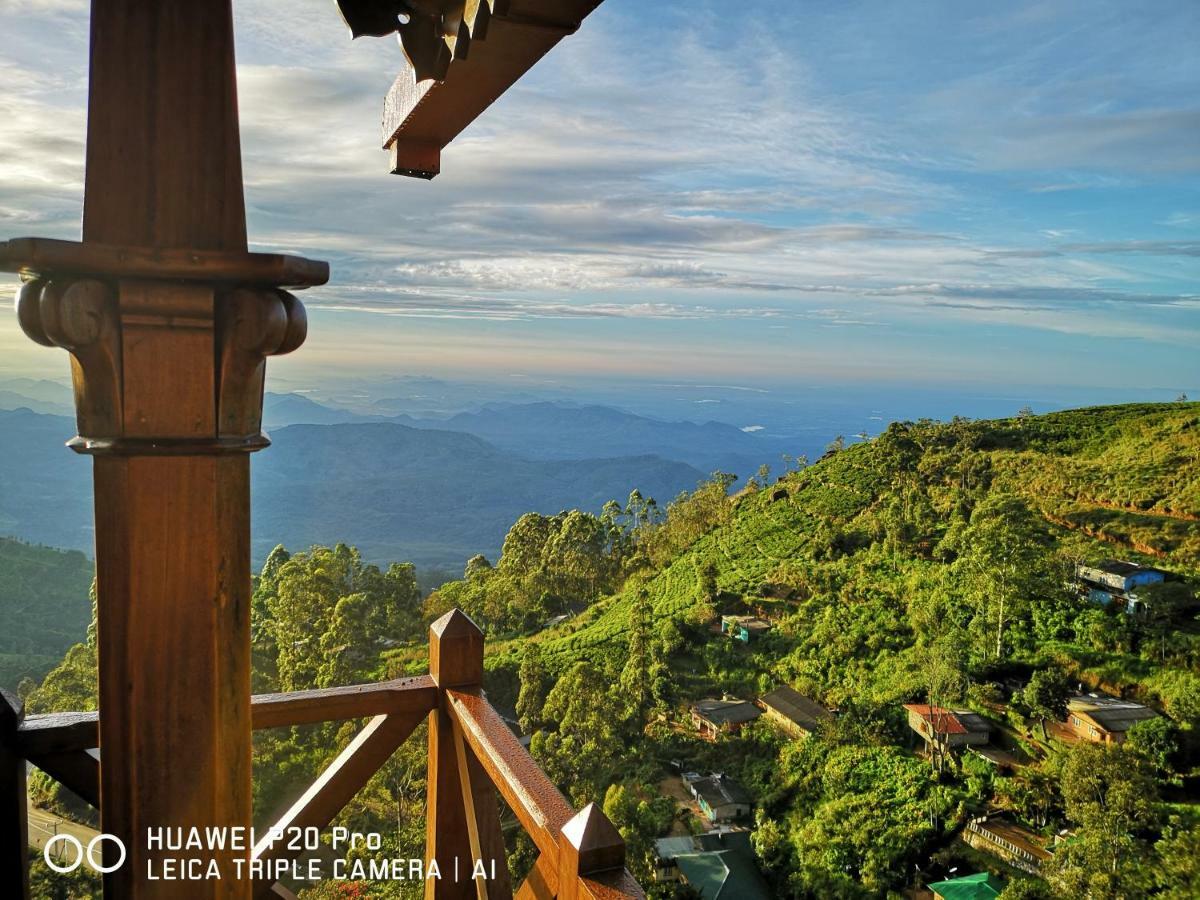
<box><xmin>0</xmin><ymin>537</ymin><xmax>93</xmax><ymax>692</ymax></box>
<box><xmin>516</xmin><ymin>402</ymin><xmax>1200</xmax><ymax>677</ymax></box>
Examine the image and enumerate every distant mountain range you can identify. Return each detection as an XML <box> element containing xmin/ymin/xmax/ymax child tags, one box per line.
<box><xmin>2</xmin><ymin>382</ymin><xmax>791</xmax><ymax>476</ymax></box>
<box><xmin>393</xmin><ymin>401</ymin><xmax>787</xmax><ymax>475</ymax></box>
<box><xmin>0</xmin><ymin>408</ymin><xmax>704</xmax><ymax>571</ymax></box>
<box><xmin>0</xmin><ymin>382</ymin><xmax>795</xmax><ymax>569</ymax></box>
<box><xmin>254</xmin><ymin>422</ymin><xmax>703</xmax><ymax>568</ymax></box>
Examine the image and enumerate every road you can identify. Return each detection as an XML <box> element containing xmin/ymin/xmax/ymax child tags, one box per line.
<box><xmin>27</xmin><ymin>806</ymin><xmax>102</xmax><ymax>862</ymax></box>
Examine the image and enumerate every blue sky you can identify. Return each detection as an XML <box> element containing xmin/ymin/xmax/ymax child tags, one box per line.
<box><xmin>0</xmin><ymin>0</ymin><xmax>1197</xmax><ymax>394</ymax></box>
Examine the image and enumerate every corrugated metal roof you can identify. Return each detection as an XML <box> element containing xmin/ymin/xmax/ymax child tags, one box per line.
<box><xmin>692</xmin><ymin>698</ymin><xmax>762</xmax><ymax>726</ymax></box>
<box><xmin>760</xmin><ymin>686</ymin><xmax>831</xmax><ymax>733</ymax></box>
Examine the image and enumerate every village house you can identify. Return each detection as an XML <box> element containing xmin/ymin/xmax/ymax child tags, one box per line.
<box><xmin>685</xmin><ymin>773</ymin><xmax>754</xmax><ymax>824</ymax></box>
<box><xmin>928</xmin><ymin>872</ymin><xmax>1006</xmax><ymax>900</ymax></box>
<box><xmin>1076</xmin><ymin>559</ymin><xmax>1167</xmax><ymax>612</ymax></box>
<box><xmin>691</xmin><ymin>697</ymin><xmax>762</xmax><ymax>739</ymax></box>
<box><xmin>720</xmin><ymin>614</ymin><xmax>772</xmax><ymax>642</ymax></box>
<box><xmin>903</xmin><ymin>704</ymin><xmax>991</xmax><ymax>751</ymax></box>
<box><xmin>964</xmin><ymin>813</ymin><xmax>1053</xmax><ymax>875</ymax></box>
<box><xmin>758</xmin><ymin>686</ymin><xmax>832</xmax><ymax>738</ymax></box>
<box><xmin>653</xmin><ymin>830</ymin><xmax>771</xmax><ymax>899</ymax></box>
<box><xmin>1063</xmin><ymin>693</ymin><xmax>1158</xmax><ymax>744</ymax></box>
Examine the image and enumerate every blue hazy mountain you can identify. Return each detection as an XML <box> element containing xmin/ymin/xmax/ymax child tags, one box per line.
<box><xmin>401</xmin><ymin>401</ymin><xmax>790</xmax><ymax>475</ymax></box>
<box><xmin>0</xmin><ymin>378</ymin><xmax>77</xmax><ymax>417</ymax></box>
<box><xmin>0</xmin><ymin>409</ymin><xmax>703</xmax><ymax>570</ymax></box>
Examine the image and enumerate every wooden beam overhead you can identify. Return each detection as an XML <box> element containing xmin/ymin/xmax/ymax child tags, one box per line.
<box><xmin>375</xmin><ymin>1</ymin><xmax>605</xmax><ymax>177</ymax></box>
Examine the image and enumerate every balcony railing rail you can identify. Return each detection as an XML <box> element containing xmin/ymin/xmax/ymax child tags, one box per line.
<box><xmin>0</xmin><ymin>608</ymin><xmax>644</xmax><ymax>899</ymax></box>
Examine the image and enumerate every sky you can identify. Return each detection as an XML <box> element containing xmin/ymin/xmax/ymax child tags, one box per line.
<box><xmin>0</xmin><ymin>0</ymin><xmax>1197</xmax><ymax>396</ymax></box>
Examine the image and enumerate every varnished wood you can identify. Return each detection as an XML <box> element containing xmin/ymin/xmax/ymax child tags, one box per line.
<box><xmin>94</xmin><ymin>450</ymin><xmax>253</xmax><ymax>896</ymax></box>
<box><xmin>0</xmin><ymin>238</ymin><xmax>328</xmax><ymax>288</ymax></box>
<box><xmin>382</xmin><ymin>1</ymin><xmax>603</xmax><ymax>177</ymax></box>
<box><xmin>451</xmin><ymin>717</ymin><xmax>489</xmax><ymax>900</ymax></box>
<box><xmin>578</xmin><ymin>871</ymin><xmax>646</xmax><ymax>900</ymax></box>
<box><xmin>80</xmin><ymin>4</ymin><xmax>256</xmax><ymax>894</ymax></box>
<box><xmin>216</xmin><ymin>288</ymin><xmax>307</xmax><ymax>439</ymax></box>
<box><xmin>430</xmin><ymin>610</ymin><xmax>485</xmax><ymax>688</ymax></box>
<box><xmin>27</xmin><ymin>749</ymin><xmax>100</xmax><ymax>809</ymax></box>
<box><xmin>252</xmin><ymin>676</ymin><xmax>437</xmax><ymax>729</ymax></box>
<box><xmin>557</xmin><ymin>805</ymin><xmax>626</xmax><ymax>900</ymax></box>
<box><xmin>83</xmin><ymin>2</ymin><xmax>246</xmax><ymax>250</ymax></box>
<box><xmin>427</xmin><ymin>611</ymin><xmax>512</xmax><ymax>899</ymax></box>
<box><xmin>0</xmin><ymin>690</ymin><xmax>29</xmax><ymax>899</ymax></box>
<box><xmin>16</xmin><ymin>678</ymin><xmax>438</xmax><ymax>756</ymax></box>
<box><xmin>16</xmin><ymin>710</ymin><xmax>98</xmax><ymax>757</ymax></box>
<box><xmin>251</xmin><ymin>712</ymin><xmax>424</xmax><ymax>899</ymax></box>
<box><xmin>446</xmin><ymin>689</ymin><xmax>574</xmax><ymax>862</ymax></box>
<box><xmin>514</xmin><ymin>855</ymin><xmax>556</xmax><ymax>900</ymax></box>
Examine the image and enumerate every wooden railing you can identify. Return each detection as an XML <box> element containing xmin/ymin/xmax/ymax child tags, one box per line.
<box><xmin>0</xmin><ymin>609</ymin><xmax>644</xmax><ymax>899</ymax></box>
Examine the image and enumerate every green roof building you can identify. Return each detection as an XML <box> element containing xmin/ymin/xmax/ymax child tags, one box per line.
<box><xmin>653</xmin><ymin>831</ymin><xmax>771</xmax><ymax>899</ymax></box>
<box><xmin>928</xmin><ymin>871</ymin><xmax>1006</xmax><ymax>900</ymax></box>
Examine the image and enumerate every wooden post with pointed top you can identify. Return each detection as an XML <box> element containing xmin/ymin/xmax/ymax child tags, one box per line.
<box><xmin>557</xmin><ymin>803</ymin><xmax>625</xmax><ymax>900</ymax></box>
<box><xmin>426</xmin><ymin>610</ymin><xmax>512</xmax><ymax>899</ymax></box>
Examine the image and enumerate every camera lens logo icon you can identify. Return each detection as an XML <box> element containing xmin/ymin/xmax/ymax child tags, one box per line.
<box><xmin>44</xmin><ymin>833</ymin><xmax>126</xmax><ymax>874</ymax></box>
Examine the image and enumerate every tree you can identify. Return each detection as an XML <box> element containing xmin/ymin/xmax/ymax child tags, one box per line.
<box><xmin>825</xmin><ymin>435</ymin><xmax>845</xmax><ymax>454</ymax></box>
<box><xmin>781</xmin><ymin>452</ymin><xmax>808</xmax><ymax>472</ymax></box>
<box><xmin>954</xmin><ymin>495</ymin><xmax>1051</xmax><ymax>661</ymax></box>
<box><xmin>997</xmin><ymin>762</ymin><xmax>1061</xmax><ymax>829</ymax></box>
<box><xmin>1022</xmin><ymin>668</ymin><xmax>1070</xmax><ymax>740</ymax></box>
<box><xmin>626</xmin><ymin>489</ymin><xmax>648</xmax><ymax>530</ymax></box>
<box><xmin>1050</xmin><ymin>744</ymin><xmax>1157</xmax><ymax>895</ymax></box>
<box><xmin>602</xmin><ymin>784</ymin><xmax>674</xmax><ymax>883</ymax></box>
<box><xmin>268</xmin><ymin>545</ymin><xmax>421</xmax><ymax>691</ymax></box>
<box><xmin>548</xmin><ymin>509</ymin><xmax>609</xmax><ymax>600</ymax></box>
<box><xmin>919</xmin><ymin>636</ymin><xmax>967</xmax><ymax>772</ymax></box>
<box><xmin>1125</xmin><ymin>716</ymin><xmax>1179</xmax><ymax>775</ymax></box>
<box><xmin>533</xmin><ymin>662</ymin><xmax>626</xmax><ymax>802</ymax></box>
<box><xmin>754</xmin><ymin>463</ymin><xmax>771</xmax><ymax>489</ymax></box>
<box><xmin>516</xmin><ymin>645</ymin><xmax>550</xmax><ymax>734</ymax></box>
<box><xmin>620</xmin><ymin>588</ymin><xmax>652</xmax><ymax>723</ymax></box>
<box><xmin>1137</xmin><ymin>581</ymin><xmax>1195</xmax><ymax>662</ymax></box>
<box><xmin>698</xmin><ymin>561</ymin><xmax>719</xmax><ymax>605</ymax></box>
<box><xmin>998</xmin><ymin>877</ymin><xmax>1053</xmax><ymax>899</ymax></box>
<box><xmin>1155</xmin><ymin>817</ymin><xmax>1200</xmax><ymax>899</ymax></box>
<box><xmin>464</xmin><ymin>554</ymin><xmax>492</xmax><ymax>579</ymax></box>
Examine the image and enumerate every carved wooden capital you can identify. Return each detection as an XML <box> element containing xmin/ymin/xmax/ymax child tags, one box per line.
<box><xmin>17</xmin><ymin>277</ymin><xmax>122</xmax><ymax>440</ymax></box>
<box><xmin>14</xmin><ymin>275</ymin><xmax>308</xmax><ymax>455</ymax></box>
<box><xmin>6</xmin><ymin>237</ymin><xmax>320</xmax><ymax>456</ymax></box>
<box><xmin>216</xmin><ymin>287</ymin><xmax>307</xmax><ymax>438</ymax></box>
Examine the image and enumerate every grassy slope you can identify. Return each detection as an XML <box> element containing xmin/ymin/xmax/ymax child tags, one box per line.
<box><xmin>498</xmin><ymin>402</ymin><xmax>1200</xmax><ymax>673</ymax></box>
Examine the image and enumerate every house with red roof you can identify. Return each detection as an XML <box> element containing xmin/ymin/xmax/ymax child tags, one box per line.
<box><xmin>903</xmin><ymin>704</ymin><xmax>991</xmax><ymax>751</ymax></box>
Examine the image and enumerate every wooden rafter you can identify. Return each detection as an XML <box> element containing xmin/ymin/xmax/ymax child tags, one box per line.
<box><xmin>375</xmin><ymin>0</ymin><xmax>605</xmax><ymax>177</ymax></box>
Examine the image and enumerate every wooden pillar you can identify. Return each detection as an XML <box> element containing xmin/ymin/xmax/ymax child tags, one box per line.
<box><xmin>0</xmin><ymin>690</ymin><xmax>29</xmax><ymax>899</ymax></box>
<box><xmin>84</xmin><ymin>4</ymin><xmax>249</xmax><ymax>895</ymax></box>
<box><xmin>426</xmin><ymin>610</ymin><xmax>512</xmax><ymax>899</ymax></box>
<box><xmin>4</xmin><ymin>2</ymin><xmax>312</xmax><ymax>895</ymax></box>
